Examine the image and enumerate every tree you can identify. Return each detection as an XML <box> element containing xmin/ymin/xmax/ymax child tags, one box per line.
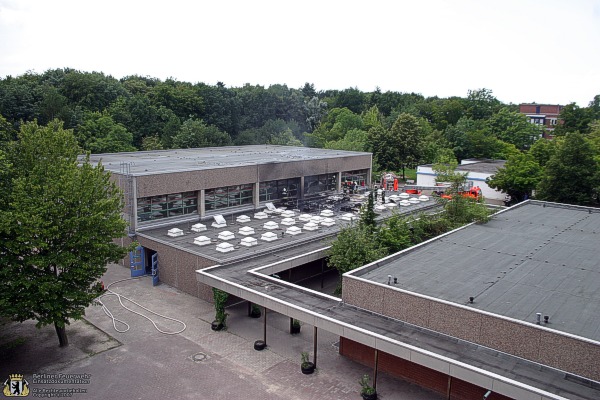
<box><xmin>171</xmin><ymin>118</ymin><xmax>232</xmax><ymax>148</ymax></box>
<box><xmin>360</xmin><ymin>191</ymin><xmax>377</xmax><ymax>233</ymax></box>
<box><xmin>487</xmin><ymin>108</ymin><xmax>543</xmax><ymax>150</ymax></box>
<box><xmin>372</xmin><ymin>113</ymin><xmax>422</xmax><ymax>179</ymax></box>
<box><xmin>554</xmin><ymin>102</ymin><xmax>593</xmax><ymax>135</ymax></box>
<box><xmin>324</xmin><ymin>128</ymin><xmax>369</xmax><ymax>152</ymax></box>
<box><xmin>536</xmin><ymin>132</ymin><xmax>598</xmax><ymax>205</ymax></box>
<box><xmin>327</xmin><ymin>225</ymin><xmax>387</xmax><ymax>294</ymax></box>
<box><xmin>486</xmin><ymin>153</ymin><xmax>542</xmax><ymax>202</ymax></box>
<box><xmin>465</xmin><ymin>88</ymin><xmax>501</xmax><ymax>120</ymax></box>
<box><xmin>0</xmin><ymin>120</ymin><xmax>129</xmax><ymax>346</ymax></box>
<box><xmin>377</xmin><ymin>214</ymin><xmax>413</xmax><ymax>254</ymax></box>
<box><xmin>76</xmin><ymin>111</ymin><xmax>136</xmax><ymax>153</ymax></box>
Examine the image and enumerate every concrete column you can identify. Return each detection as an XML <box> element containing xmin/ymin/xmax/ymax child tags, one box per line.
<box><xmin>336</xmin><ymin>172</ymin><xmax>342</xmax><ymax>192</ymax></box>
<box><xmin>263</xmin><ymin>307</ymin><xmax>267</xmax><ymax>345</ymax></box>
<box><xmin>199</xmin><ymin>190</ymin><xmax>205</xmax><ymax>218</ymax></box>
<box><xmin>300</xmin><ymin>176</ymin><xmax>305</xmax><ymax>199</ymax></box>
<box><xmin>313</xmin><ymin>326</ymin><xmax>318</xmax><ymax>368</ymax></box>
<box><xmin>254</xmin><ymin>182</ymin><xmax>260</xmax><ymax>210</ymax></box>
<box><xmin>373</xmin><ymin>349</ymin><xmax>379</xmax><ymax>390</ymax></box>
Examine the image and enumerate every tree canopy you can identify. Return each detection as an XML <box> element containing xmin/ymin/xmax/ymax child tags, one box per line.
<box><xmin>0</xmin><ymin>120</ymin><xmax>130</xmax><ymax>346</ymax></box>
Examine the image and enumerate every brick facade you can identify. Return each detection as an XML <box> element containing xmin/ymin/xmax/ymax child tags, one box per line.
<box><xmin>340</xmin><ymin>337</ymin><xmax>513</xmax><ymax>400</ymax></box>
<box><xmin>342</xmin><ymin>276</ymin><xmax>600</xmax><ymax>382</ymax></box>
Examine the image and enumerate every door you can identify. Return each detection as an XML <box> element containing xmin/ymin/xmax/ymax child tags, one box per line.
<box><xmin>129</xmin><ymin>245</ymin><xmax>145</xmax><ymax>277</ymax></box>
<box><xmin>151</xmin><ymin>252</ymin><xmax>159</xmax><ymax>286</ymax></box>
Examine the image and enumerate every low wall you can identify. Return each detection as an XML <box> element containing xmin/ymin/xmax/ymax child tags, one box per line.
<box><xmin>342</xmin><ymin>276</ymin><xmax>600</xmax><ymax>382</ymax></box>
<box><xmin>137</xmin><ymin>236</ymin><xmax>215</xmax><ymax>301</ymax></box>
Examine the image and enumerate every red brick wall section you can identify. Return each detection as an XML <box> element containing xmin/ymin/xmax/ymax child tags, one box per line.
<box><xmin>340</xmin><ymin>337</ymin><xmax>447</xmax><ymax>396</ymax></box>
<box><xmin>339</xmin><ymin>337</ymin><xmax>515</xmax><ymax>400</ymax></box>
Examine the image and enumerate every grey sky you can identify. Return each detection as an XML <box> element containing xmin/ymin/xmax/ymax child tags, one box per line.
<box><xmin>1</xmin><ymin>0</ymin><xmax>599</xmax><ymax>106</ymax></box>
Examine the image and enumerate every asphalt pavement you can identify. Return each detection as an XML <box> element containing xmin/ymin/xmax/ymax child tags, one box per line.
<box><xmin>0</xmin><ymin>263</ymin><xmax>442</xmax><ymax>400</ymax></box>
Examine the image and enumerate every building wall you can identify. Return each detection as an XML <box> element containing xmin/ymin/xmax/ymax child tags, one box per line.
<box><xmin>416</xmin><ymin>166</ymin><xmax>504</xmax><ymax>203</ymax></box>
<box><xmin>136</xmin><ymin>155</ymin><xmax>372</xmax><ymax>198</ymax></box>
<box><xmin>339</xmin><ymin>337</ymin><xmax>513</xmax><ymax>400</ymax></box>
<box><xmin>342</xmin><ymin>276</ymin><xmax>600</xmax><ymax>382</ymax></box>
<box><xmin>137</xmin><ymin>236</ymin><xmax>215</xmax><ymax>302</ymax></box>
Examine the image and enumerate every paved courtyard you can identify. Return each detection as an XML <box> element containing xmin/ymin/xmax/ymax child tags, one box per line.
<box><xmin>1</xmin><ymin>263</ymin><xmax>442</xmax><ymax>400</ymax></box>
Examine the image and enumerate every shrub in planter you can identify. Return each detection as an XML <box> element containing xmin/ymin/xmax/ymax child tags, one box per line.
<box><xmin>250</xmin><ymin>304</ymin><xmax>262</xmax><ymax>318</ymax></box>
<box><xmin>212</xmin><ymin>288</ymin><xmax>228</xmax><ymax>331</ymax></box>
<box><xmin>300</xmin><ymin>351</ymin><xmax>315</xmax><ymax>374</ymax></box>
<box><xmin>359</xmin><ymin>374</ymin><xmax>377</xmax><ymax>400</ymax></box>
<box><xmin>291</xmin><ymin>319</ymin><xmax>301</xmax><ymax>334</ymax></box>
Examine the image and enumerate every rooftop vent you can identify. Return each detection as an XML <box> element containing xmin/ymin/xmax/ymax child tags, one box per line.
<box><xmin>375</xmin><ymin>205</ymin><xmax>387</xmax><ymax>213</ymax></box>
<box><xmin>167</xmin><ymin>228</ymin><xmax>184</xmax><ymax>237</ymax></box>
<box><xmin>240</xmin><ymin>237</ymin><xmax>258</xmax><ymax>247</ymax></box>
<box><xmin>303</xmin><ymin>222</ymin><xmax>319</xmax><ymax>231</ymax></box>
<box><xmin>286</xmin><ymin>226</ymin><xmax>302</xmax><ymax>235</ymax></box>
<box><xmin>281</xmin><ymin>217</ymin><xmax>295</xmax><ymax>226</ymax></box>
<box><xmin>238</xmin><ymin>226</ymin><xmax>255</xmax><ymax>236</ymax></box>
<box><xmin>399</xmin><ymin>200</ymin><xmax>411</xmax><ymax>207</ymax></box>
<box><xmin>236</xmin><ymin>215</ymin><xmax>251</xmax><ymax>223</ymax></box>
<box><xmin>263</xmin><ymin>221</ymin><xmax>279</xmax><ymax>230</ymax></box>
<box><xmin>254</xmin><ymin>211</ymin><xmax>268</xmax><ymax>220</ymax></box>
<box><xmin>191</xmin><ymin>223</ymin><xmax>207</xmax><ymax>232</ymax></box>
<box><xmin>261</xmin><ymin>231</ymin><xmax>279</xmax><ymax>242</ymax></box>
<box><xmin>341</xmin><ymin>213</ymin><xmax>358</xmax><ymax>221</ymax></box>
<box><xmin>419</xmin><ymin>195</ymin><xmax>430</xmax><ymax>202</ymax></box>
<box><xmin>194</xmin><ymin>236</ymin><xmax>211</xmax><ymax>246</ymax></box>
<box><xmin>218</xmin><ymin>231</ymin><xmax>235</xmax><ymax>241</ymax></box>
<box><xmin>212</xmin><ymin>214</ymin><xmax>227</xmax><ymax>228</ymax></box>
<box><xmin>298</xmin><ymin>214</ymin><xmax>312</xmax><ymax>222</ymax></box>
<box><xmin>281</xmin><ymin>210</ymin><xmax>296</xmax><ymax>218</ymax></box>
<box><xmin>310</xmin><ymin>216</ymin><xmax>324</xmax><ymax>224</ymax></box>
<box><xmin>321</xmin><ymin>218</ymin><xmax>336</xmax><ymax>227</ymax></box>
<box><xmin>320</xmin><ymin>209</ymin><xmax>334</xmax><ymax>217</ymax></box>
<box><xmin>409</xmin><ymin>197</ymin><xmax>420</xmax><ymax>204</ymax></box>
<box><xmin>216</xmin><ymin>242</ymin><xmax>235</xmax><ymax>253</ymax></box>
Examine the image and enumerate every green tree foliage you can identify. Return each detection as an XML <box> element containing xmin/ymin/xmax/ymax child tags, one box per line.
<box><xmin>554</xmin><ymin>102</ymin><xmax>594</xmax><ymax>135</ymax></box>
<box><xmin>308</xmin><ymin>107</ymin><xmax>363</xmax><ymax>148</ymax></box>
<box><xmin>360</xmin><ymin>191</ymin><xmax>377</xmax><ymax>232</ymax></box>
<box><xmin>372</xmin><ymin>113</ymin><xmax>422</xmax><ymax>178</ymax></box>
<box><xmin>536</xmin><ymin>132</ymin><xmax>598</xmax><ymax>205</ymax></box>
<box><xmin>327</xmin><ymin>225</ymin><xmax>387</xmax><ymax>294</ymax></box>
<box><xmin>141</xmin><ymin>135</ymin><xmax>164</xmax><ymax>151</ymax></box>
<box><xmin>0</xmin><ymin>120</ymin><xmax>129</xmax><ymax>346</ymax></box>
<box><xmin>77</xmin><ymin>111</ymin><xmax>136</xmax><ymax>153</ymax></box>
<box><xmin>529</xmin><ymin>137</ymin><xmax>557</xmax><ymax>167</ymax></box>
<box><xmin>377</xmin><ymin>214</ymin><xmax>413</xmax><ymax>254</ymax></box>
<box><xmin>324</xmin><ymin>128</ymin><xmax>369</xmax><ymax>152</ymax></box>
<box><xmin>486</xmin><ymin>153</ymin><xmax>542</xmax><ymax>201</ymax></box>
<box><xmin>487</xmin><ymin>108</ymin><xmax>543</xmax><ymax>150</ymax></box>
<box><xmin>172</xmin><ymin>118</ymin><xmax>232</xmax><ymax>148</ymax></box>
<box><xmin>465</xmin><ymin>88</ymin><xmax>501</xmax><ymax>120</ymax></box>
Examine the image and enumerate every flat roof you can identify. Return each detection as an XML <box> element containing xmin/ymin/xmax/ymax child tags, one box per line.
<box><xmin>138</xmin><ymin>195</ymin><xmax>439</xmax><ymax>264</ymax></box>
<box><xmin>356</xmin><ymin>201</ymin><xmax>600</xmax><ymax>341</ymax></box>
<box><xmin>84</xmin><ymin>145</ymin><xmax>371</xmax><ymax>176</ymax></box>
<box><xmin>456</xmin><ymin>160</ymin><xmax>506</xmax><ymax>174</ymax></box>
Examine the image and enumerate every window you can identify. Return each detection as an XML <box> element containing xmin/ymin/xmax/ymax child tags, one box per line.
<box><xmin>342</xmin><ymin>170</ymin><xmax>368</xmax><ymax>187</ymax></box>
<box><xmin>259</xmin><ymin>178</ymin><xmax>300</xmax><ymax>202</ymax></box>
<box><xmin>205</xmin><ymin>184</ymin><xmax>253</xmax><ymax>211</ymax></box>
<box><xmin>137</xmin><ymin>191</ymin><xmax>197</xmax><ymax>222</ymax></box>
<box><xmin>304</xmin><ymin>173</ymin><xmax>337</xmax><ymax>195</ymax></box>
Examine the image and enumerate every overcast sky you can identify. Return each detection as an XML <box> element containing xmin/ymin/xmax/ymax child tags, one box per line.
<box><xmin>1</xmin><ymin>0</ymin><xmax>599</xmax><ymax>106</ymax></box>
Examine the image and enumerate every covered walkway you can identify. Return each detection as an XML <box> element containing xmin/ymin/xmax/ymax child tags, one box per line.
<box><xmin>197</xmin><ymin>239</ymin><xmax>600</xmax><ymax>400</ymax></box>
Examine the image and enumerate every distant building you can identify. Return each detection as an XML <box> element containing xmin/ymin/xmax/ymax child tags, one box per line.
<box><xmin>416</xmin><ymin>159</ymin><xmax>507</xmax><ymax>205</ymax></box>
<box><xmin>519</xmin><ymin>103</ymin><xmax>563</xmax><ymax>137</ymax></box>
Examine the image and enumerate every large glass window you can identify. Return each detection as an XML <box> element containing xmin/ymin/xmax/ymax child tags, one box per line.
<box><xmin>205</xmin><ymin>184</ymin><xmax>253</xmax><ymax>211</ymax></box>
<box><xmin>304</xmin><ymin>173</ymin><xmax>337</xmax><ymax>195</ymax></box>
<box><xmin>259</xmin><ymin>178</ymin><xmax>300</xmax><ymax>202</ymax></box>
<box><xmin>137</xmin><ymin>191</ymin><xmax>197</xmax><ymax>222</ymax></box>
<box><xmin>342</xmin><ymin>170</ymin><xmax>368</xmax><ymax>187</ymax></box>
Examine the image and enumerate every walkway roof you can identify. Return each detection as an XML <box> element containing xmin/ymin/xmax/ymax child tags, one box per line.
<box><xmin>195</xmin><ymin>201</ymin><xmax>600</xmax><ymax>400</ymax></box>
